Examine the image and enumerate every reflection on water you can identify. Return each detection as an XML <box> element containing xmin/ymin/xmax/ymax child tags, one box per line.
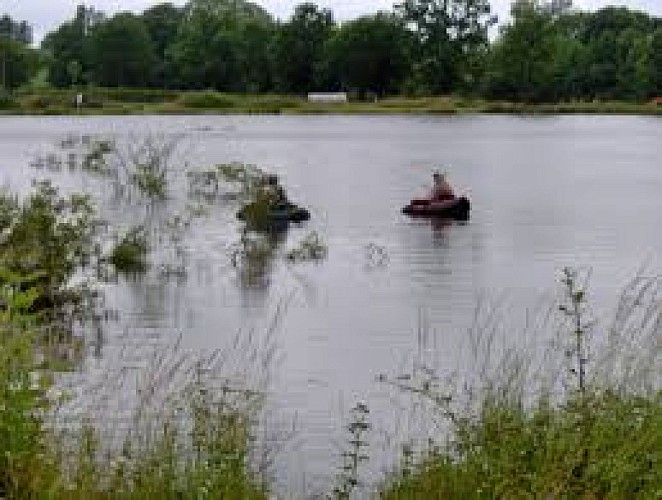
<box><xmin>232</xmin><ymin>227</ymin><xmax>289</xmax><ymax>290</ymax></box>
<box><xmin>1</xmin><ymin>114</ymin><xmax>661</xmax><ymax>495</ymax></box>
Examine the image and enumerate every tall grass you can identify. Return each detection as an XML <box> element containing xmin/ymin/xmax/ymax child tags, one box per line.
<box><xmin>381</xmin><ymin>268</ymin><xmax>662</xmax><ymax>498</ymax></box>
<box><xmin>48</xmin><ymin>338</ymin><xmax>268</xmax><ymax>499</ymax></box>
<box><xmin>0</xmin><ymin>319</ymin><xmax>269</xmax><ymax>498</ymax></box>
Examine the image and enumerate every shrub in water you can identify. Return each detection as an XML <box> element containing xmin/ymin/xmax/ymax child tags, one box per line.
<box><xmin>110</xmin><ymin>226</ymin><xmax>148</xmax><ymax>273</ymax></box>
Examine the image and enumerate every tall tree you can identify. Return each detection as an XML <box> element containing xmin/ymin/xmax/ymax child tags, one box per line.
<box><xmin>272</xmin><ymin>3</ymin><xmax>335</xmax><ymax>93</ymax></box>
<box><xmin>396</xmin><ymin>0</ymin><xmax>494</xmax><ymax>94</ymax></box>
<box><xmin>88</xmin><ymin>13</ymin><xmax>156</xmax><ymax>87</ymax></box>
<box><xmin>652</xmin><ymin>28</ymin><xmax>662</xmax><ymax>95</ymax></box>
<box><xmin>0</xmin><ymin>39</ymin><xmax>38</xmax><ymax>91</ymax></box>
<box><xmin>324</xmin><ymin>13</ymin><xmax>411</xmax><ymax>97</ymax></box>
<box><xmin>42</xmin><ymin>5</ymin><xmax>104</xmax><ymax>87</ymax></box>
<box><xmin>141</xmin><ymin>3</ymin><xmax>184</xmax><ymax>87</ymax></box>
<box><xmin>485</xmin><ymin>0</ymin><xmax>557</xmax><ymax>102</ymax></box>
<box><xmin>171</xmin><ymin>0</ymin><xmax>275</xmax><ymax>91</ymax></box>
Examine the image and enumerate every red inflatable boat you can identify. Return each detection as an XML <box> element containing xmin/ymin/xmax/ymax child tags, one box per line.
<box><xmin>402</xmin><ymin>196</ymin><xmax>471</xmax><ymax>220</ymax></box>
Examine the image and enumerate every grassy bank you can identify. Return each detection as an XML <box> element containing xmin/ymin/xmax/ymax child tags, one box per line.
<box><xmin>1</xmin><ymin>88</ymin><xmax>662</xmax><ymax>115</ymax></box>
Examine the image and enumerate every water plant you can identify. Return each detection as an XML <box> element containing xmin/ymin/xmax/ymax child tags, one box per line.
<box><xmin>119</xmin><ymin>136</ymin><xmax>179</xmax><ymax>201</ymax></box>
<box><xmin>230</xmin><ymin>229</ymin><xmax>280</xmax><ymax>286</ymax></box>
<box><xmin>332</xmin><ymin>402</ymin><xmax>371</xmax><ymax>499</ymax></box>
<box><xmin>187</xmin><ymin>162</ymin><xmax>264</xmax><ymax>202</ymax></box>
<box><xmin>0</xmin><ymin>181</ymin><xmax>97</xmax><ymax>317</ymax></box>
<box><xmin>109</xmin><ymin>226</ymin><xmax>148</xmax><ymax>273</ymax></box>
<box><xmin>286</xmin><ymin>231</ymin><xmax>327</xmax><ymax>262</ymax></box>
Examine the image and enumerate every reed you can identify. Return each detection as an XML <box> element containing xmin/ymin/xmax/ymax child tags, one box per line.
<box><xmin>381</xmin><ymin>269</ymin><xmax>662</xmax><ymax>498</ymax></box>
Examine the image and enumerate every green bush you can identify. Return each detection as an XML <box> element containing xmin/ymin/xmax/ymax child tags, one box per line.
<box><xmin>109</xmin><ymin>226</ymin><xmax>148</xmax><ymax>273</ymax></box>
<box><xmin>179</xmin><ymin>91</ymin><xmax>237</xmax><ymax>109</ymax></box>
<box><xmin>87</xmin><ymin>87</ymin><xmax>180</xmax><ymax>104</ymax></box>
<box><xmin>384</xmin><ymin>392</ymin><xmax>662</xmax><ymax>498</ymax></box>
<box><xmin>0</xmin><ymin>182</ymin><xmax>96</xmax><ymax>313</ymax></box>
<box><xmin>0</xmin><ymin>282</ymin><xmax>59</xmax><ymax>497</ymax></box>
<box><xmin>0</xmin><ymin>90</ymin><xmax>17</xmax><ymax>110</ymax></box>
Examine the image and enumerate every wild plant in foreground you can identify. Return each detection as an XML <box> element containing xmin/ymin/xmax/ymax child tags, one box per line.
<box><xmin>381</xmin><ymin>268</ymin><xmax>662</xmax><ymax>498</ymax></box>
<box><xmin>558</xmin><ymin>267</ymin><xmax>593</xmax><ymax>396</ymax></box>
<box><xmin>0</xmin><ymin>282</ymin><xmax>58</xmax><ymax>497</ymax></box>
<box><xmin>49</xmin><ymin>332</ymin><xmax>271</xmax><ymax>499</ymax></box>
<box><xmin>332</xmin><ymin>402</ymin><xmax>371</xmax><ymax>499</ymax></box>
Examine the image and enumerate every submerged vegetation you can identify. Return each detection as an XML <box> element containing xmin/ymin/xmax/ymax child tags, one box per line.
<box><xmin>0</xmin><ymin>184</ymin><xmax>267</xmax><ymax>498</ymax></box>
<box><xmin>286</xmin><ymin>232</ymin><xmax>328</xmax><ymax>262</ymax></box>
<box><xmin>2</xmin><ymin>130</ymin><xmax>662</xmax><ymax>497</ymax></box>
<box><xmin>0</xmin><ymin>135</ymin><xmax>284</xmax><ymax>497</ymax></box>
<box><xmin>109</xmin><ymin>226</ymin><xmax>148</xmax><ymax>273</ymax></box>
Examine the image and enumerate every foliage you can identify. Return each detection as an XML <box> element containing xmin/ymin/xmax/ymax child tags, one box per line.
<box><xmin>0</xmin><ymin>284</ymin><xmax>56</xmax><ymax>497</ymax></box>
<box><xmin>180</xmin><ymin>91</ymin><xmax>236</xmax><ymax>109</ymax></box>
<box><xmin>0</xmin><ymin>39</ymin><xmax>40</xmax><ymax>91</ymax></box>
<box><xmin>41</xmin><ymin>6</ymin><xmax>100</xmax><ymax>88</ymax></box>
<box><xmin>384</xmin><ymin>390</ymin><xmax>662</xmax><ymax>498</ymax></box>
<box><xmin>332</xmin><ymin>402</ymin><xmax>371</xmax><ymax>499</ymax></box>
<box><xmin>486</xmin><ymin>0</ymin><xmax>558</xmax><ymax>102</ymax></box>
<box><xmin>0</xmin><ymin>89</ymin><xmax>16</xmax><ymax>109</ymax></box>
<box><xmin>0</xmin><ymin>174</ymin><xmax>266</xmax><ymax>498</ymax></box>
<box><xmin>286</xmin><ymin>232</ymin><xmax>327</xmax><ymax>262</ymax></box>
<box><xmin>115</xmin><ymin>135</ymin><xmax>179</xmax><ymax>200</ymax></box>
<box><xmin>0</xmin><ymin>182</ymin><xmax>96</xmax><ymax>314</ymax></box>
<box><xmin>30</xmin><ymin>0</ymin><xmax>662</xmax><ymax>103</ymax></box>
<box><xmin>87</xmin><ymin>13</ymin><xmax>157</xmax><ymax>88</ymax></box>
<box><xmin>381</xmin><ymin>269</ymin><xmax>662</xmax><ymax>498</ymax></box>
<box><xmin>272</xmin><ymin>3</ymin><xmax>335</xmax><ymax>93</ymax></box>
<box><xmin>652</xmin><ymin>28</ymin><xmax>662</xmax><ymax>96</ymax></box>
<box><xmin>0</xmin><ymin>295</ymin><xmax>266</xmax><ymax>498</ymax></box>
<box><xmin>170</xmin><ymin>0</ymin><xmax>275</xmax><ymax>92</ymax></box>
<box><xmin>396</xmin><ymin>0</ymin><xmax>494</xmax><ymax>94</ymax></box>
<box><xmin>109</xmin><ymin>226</ymin><xmax>148</xmax><ymax>273</ymax></box>
<box><xmin>239</xmin><ymin>192</ymin><xmax>278</xmax><ymax>231</ymax></box>
<box><xmin>0</xmin><ymin>15</ymin><xmax>33</xmax><ymax>44</ymax></box>
<box><xmin>324</xmin><ymin>13</ymin><xmax>412</xmax><ymax>97</ymax></box>
<box><xmin>187</xmin><ymin>162</ymin><xmax>264</xmax><ymax>203</ymax></box>
<box><xmin>55</xmin><ymin>366</ymin><xmax>267</xmax><ymax>499</ymax></box>
<box><xmin>141</xmin><ymin>3</ymin><xmax>184</xmax><ymax>87</ymax></box>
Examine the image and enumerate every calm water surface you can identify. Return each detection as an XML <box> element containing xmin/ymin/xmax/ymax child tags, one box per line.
<box><xmin>1</xmin><ymin>114</ymin><xmax>661</xmax><ymax>495</ymax></box>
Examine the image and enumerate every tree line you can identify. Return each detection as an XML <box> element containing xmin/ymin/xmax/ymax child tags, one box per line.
<box><xmin>2</xmin><ymin>0</ymin><xmax>662</xmax><ymax>102</ymax></box>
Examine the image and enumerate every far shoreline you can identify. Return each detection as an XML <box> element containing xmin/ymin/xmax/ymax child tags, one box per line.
<box><xmin>2</xmin><ymin>89</ymin><xmax>662</xmax><ymax>117</ymax></box>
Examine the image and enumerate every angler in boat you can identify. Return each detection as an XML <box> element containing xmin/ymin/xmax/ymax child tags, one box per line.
<box><xmin>402</xmin><ymin>171</ymin><xmax>470</xmax><ymax>220</ymax></box>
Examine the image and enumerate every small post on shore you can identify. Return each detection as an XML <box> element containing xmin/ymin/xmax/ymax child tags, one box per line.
<box><xmin>75</xmin><ymin>92</ymin><xmax>83</xmax><ymax>113</ymax></box>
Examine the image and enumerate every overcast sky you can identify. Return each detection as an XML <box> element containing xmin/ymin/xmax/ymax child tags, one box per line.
<box><xmin>3</xmin><ymin>0</ymin><xmax>662</xmax><ymax>43</ymax></box>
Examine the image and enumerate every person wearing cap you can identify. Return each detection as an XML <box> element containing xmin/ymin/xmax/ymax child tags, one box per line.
<box><xmin>429</xmin><ymin>171</ymin><xmax>455</xmax><ymax>201</ymax></box>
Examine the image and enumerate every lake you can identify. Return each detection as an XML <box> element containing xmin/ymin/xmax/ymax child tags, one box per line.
<box><xmin>1</xmin><ymin>114</ymin><xmax>661</xmax><ymax>496</ymax></box>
